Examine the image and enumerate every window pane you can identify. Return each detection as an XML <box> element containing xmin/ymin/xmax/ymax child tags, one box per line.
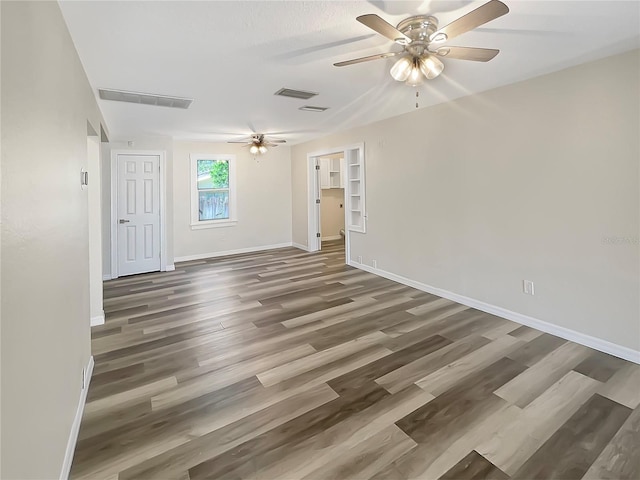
<box><xmin>197</xmin><ymin>159</ymin><xmax>229</xmax><ymax>190</ymax></box>
<box><xmin>198</xmin><ymin>190</ymin><xmax>229</xmax><ymax>221</ymax></box>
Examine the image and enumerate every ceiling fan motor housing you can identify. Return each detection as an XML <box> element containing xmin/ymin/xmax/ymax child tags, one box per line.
<box><xmin>397</xmin><ymin>15</ymin><xmax>438</xmax><ymax>44</ymax></box>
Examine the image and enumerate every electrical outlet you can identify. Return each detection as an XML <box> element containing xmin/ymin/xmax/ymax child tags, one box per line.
<box><xmin>372</xmin><ymin>260</ymin><xmax>377</xmax><ymax>268</ymax></box>
<box><xmin>523</xmin><ymin>280</ymin><xmax>535</xmax><ymax>295</ymax></box>
<box><xmin>357</xmin><ymin>255</ymin><xmax>362</xmax><ymax>264</ymax></box>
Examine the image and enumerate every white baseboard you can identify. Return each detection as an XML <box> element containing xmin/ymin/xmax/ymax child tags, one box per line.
<box><xmin>321</xmin><ymin>235</ymin><xmax>342</xmax><ymax>241</ymax></box>
<box><xmin>60</xmin><ymin>355</ymin><xmax>94</xmax><ymax>480</ymax></box>
<box><xmin>174</xmin><ymin>243</ymin><xmax>293</xmax><ymax>263</ymax></box>
<box><xmin>165</xmin><ymin>264</ymin><xmax>175</xmax><ymax>272</ymax></box>
<box><xmin>292</xmin><ymin>242</ymin><xmax>310</xmax><ymax>251</ymax></box>
<box><xmin>102</xmin><ymin>274</ymin><xmax>111</xmax><ymax>281</ymax></box>
<box><xmin>350</xmin><ymin>261</ymin><xmax>640</xmax><ymax>365</ymax></box>
<box><xmin>90</xmin><ymin>312</ymin><xmax>105</xmax><ymax>327</ymax></box>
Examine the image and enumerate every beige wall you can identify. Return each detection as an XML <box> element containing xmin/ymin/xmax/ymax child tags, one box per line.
<box><xmin>1</xmin><ymin>1</ymin><xmax>107</xmax><ymax>478</ymax></box>
<box><xmin>101</xmin><ymin>136</ymin><xmax>174</xmax><ymax>277</ymax></box>
<box><xmin>292</xmin><ymin>145</ymin><xmax>311</xmax><ymax>248</ymax></box>
<box><xmin>321</xmin><ymin>188</ymin><xmax>345</xmax><ymax>239</ymax></box>
<box><xmin>0</xmin><ymin>2</ymin><xmax>3</xmax><ymax>473</ymax></box>
<box><xmin>291</xmin><ymin>49</ymin><xmax>640</xmax><ymax>352</ymax></box>
<box><xmin>173</xmin><ymin>141</ymin><xmax>292</xmax><ymax>259</ymax></box>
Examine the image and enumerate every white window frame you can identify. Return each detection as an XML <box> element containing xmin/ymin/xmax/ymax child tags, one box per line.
<box><xmin>190</xmin><ymin>153</ymin><xmax>237</xmax><ymax>230</ymax></box>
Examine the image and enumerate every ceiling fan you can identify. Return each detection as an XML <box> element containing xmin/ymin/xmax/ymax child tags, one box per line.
<box><xmin>334</xmin><ymin>0</ymin><xmax>509</xmax><ymax>86</ymax></box>
<box><xmin>227</xmin><ymin>133</ymin><xmax>286</xmax><ymax>155</ymax></box>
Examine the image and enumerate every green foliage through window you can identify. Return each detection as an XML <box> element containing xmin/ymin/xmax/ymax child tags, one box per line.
<box><xmin>197</xmin><ymin>159</ymin><xmax>229</xmax><ymax>189</ymax></box>
<box><xmin>209</xmin><ymin>161</ymin><xmax>229</xmax><ymax>189</ymax></box>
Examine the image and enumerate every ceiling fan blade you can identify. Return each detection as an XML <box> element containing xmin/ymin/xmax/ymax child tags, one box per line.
<box><xmin>262</xmin><ymin>129</ymin><xmax>317</xmax><ymax>135</ymax></box>
<box><xmin>430</xmin><ymin>0</ymin><xmax>509</xmax><ymax>43</ymax></box>
<box><xmin>356</xmin><ymin>14</ymin><xmax>412</xmax><ymax>45</ymax></box>
<box><xmin>434</xmin><ymin>46</ymin><xmax>499</xmax><ymax>62</ymax></box>
<box><xmin>334</xmin><ymin>51</ymin><xmax>401</xmax><ymax>67</ymax></box>
<box><xmin>270</xmin><ymin>140</ymin><xmax>287</xmax><ymax>143</ymax></box>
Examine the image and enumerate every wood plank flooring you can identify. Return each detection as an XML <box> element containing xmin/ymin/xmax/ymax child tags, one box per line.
<box><xmin>71</xmin><ymin>241</ymin><xmax>640</xmax><ymax>480</ymax></box>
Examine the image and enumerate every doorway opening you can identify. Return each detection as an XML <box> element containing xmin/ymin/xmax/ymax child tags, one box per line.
<box><xmin>307</xmin><ymin>143</ymin><xmax>365</xmax><ymax>265</ymax></box>
<box><xmin>319</xmin><ymin>153</ymin><xmax>345</xmax><ymax>249</ymax></box>
<box><xmin>87</xmin><ymin>126</ymin><xmax>104</xmax><ymax>326</ymax></box>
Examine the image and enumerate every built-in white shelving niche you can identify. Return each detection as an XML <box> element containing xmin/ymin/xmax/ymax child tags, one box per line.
<box><xmin>346</xmin><ymin>148</ymin><xmax>365</xmax><ymax>233</ymax></box>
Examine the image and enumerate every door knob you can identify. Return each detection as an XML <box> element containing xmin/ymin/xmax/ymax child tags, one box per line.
<box><xmin>119</xmin><ymin>219</ymin><xmax>130</xmax><ymax>224</ymax></box>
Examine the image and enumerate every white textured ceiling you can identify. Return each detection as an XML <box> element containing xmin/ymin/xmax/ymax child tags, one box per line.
<box><xmin>59</xmin><ymin>1</ymin><xmax>640</xmax><ymax>144</ymax></box>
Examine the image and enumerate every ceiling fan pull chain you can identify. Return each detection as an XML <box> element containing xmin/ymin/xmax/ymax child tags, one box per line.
<box><xmin>416</xmin><ymin>90</ymin><xmax>419</xmax><ymax>109</ymax></box>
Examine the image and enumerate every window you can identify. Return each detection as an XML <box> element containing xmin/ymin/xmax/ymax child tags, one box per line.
<box><xmin>190</xmin><ymin>154</ymin><xmax>237</xmax><ymax>229</ymax></box>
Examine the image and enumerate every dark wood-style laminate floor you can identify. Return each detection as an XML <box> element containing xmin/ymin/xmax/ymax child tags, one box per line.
<box><xmin>71</xmin><ymin>241</ymin><xmax>640</xmax><ymax>480</ymax></box>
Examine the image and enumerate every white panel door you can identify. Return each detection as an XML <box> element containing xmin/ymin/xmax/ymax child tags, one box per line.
<box><xmin>117</xmin><ymin>154</ymin><xmax>161</xmax><ymax>276</ymax></box>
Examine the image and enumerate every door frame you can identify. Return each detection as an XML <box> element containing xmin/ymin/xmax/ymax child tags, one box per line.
<box><xmin>110</xmin><ymin>149</ymin><xmax>167</xmax><ymax>279</ymax></box>
<box><xmin>87</xmin><ymin>133</ymin><xmax>104</xmax><ymax>325</ymax></box>
<box><xmin>307</xmin><ymin>144</ymin><xmax>363</xmax><ymax>264</ymax></box>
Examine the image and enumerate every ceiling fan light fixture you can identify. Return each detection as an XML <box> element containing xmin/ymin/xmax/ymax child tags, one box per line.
<box><xmin>258</xmin><ymin>145</ymin><xmax>268</xmax><ymax>154</ymax></box>
<box><xmin>390</xmin><ymin>56</ymin><xmax>413</xmax><ymax>82</ymax></box>
<box><xmin>405</xmin><ymin>60</ymin><xmax>424</xmax><ymax>86</ymax></box>
<box><xmin>419</xmin><ymin>55</ymin><xmax>444</xmax><ymax>80</ymax></box>
<box><xmin>249</xmin><ymin>145</ymin><xmax>259</xmax><ymax>155</ymax></box>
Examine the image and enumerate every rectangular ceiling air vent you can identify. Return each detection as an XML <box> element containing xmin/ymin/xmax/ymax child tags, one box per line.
<box><xmin>274</xmin><ymin>88</ymin><xmax>319</xmax><ymax>100</ymax></box>
<box><xmin>98</xmin><ymin>88</ymin><xmax>193</xmax><ymax>109</ymax></box>
<box><xmin>299</xmin><ymin>105</ymin><xmax>329</xmax><ymax>112</ymax></box>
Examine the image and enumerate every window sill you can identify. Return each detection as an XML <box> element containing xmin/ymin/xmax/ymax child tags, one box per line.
<box><xmin>190</xmin><ymin>220</ymin><xmax>238</xmax><ymax>230</ymax></box>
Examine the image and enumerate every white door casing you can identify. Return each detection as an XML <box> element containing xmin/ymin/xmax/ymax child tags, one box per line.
<box><xmin>115</xmin><ymin>153</ymin><xmax>161</xmax><ymax>276</ymax></box>
<box><xmin>306</xmin><ymin>157</ymin><xmax>322</xmax><ymax>252</ymax></box>
<box><xmin>314</xmin><ymin>158</ymin><xmax>322</xmax><ymax>249</ymax></box>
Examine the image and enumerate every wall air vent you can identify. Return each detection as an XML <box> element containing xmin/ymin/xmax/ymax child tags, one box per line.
<box><xmin>299</xmin><ymin>105</ymin><xmax>329</xmax><ymax>112</ymax></box>
<box><xmin>98</xmin><ymin>88</ymin><xmax>193</xmax><ymax>109</ymax></box>
<box><xmin>274</xmin><ymin>88</ymin><xmax>319</xmax><ymax>100</ymax></box>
